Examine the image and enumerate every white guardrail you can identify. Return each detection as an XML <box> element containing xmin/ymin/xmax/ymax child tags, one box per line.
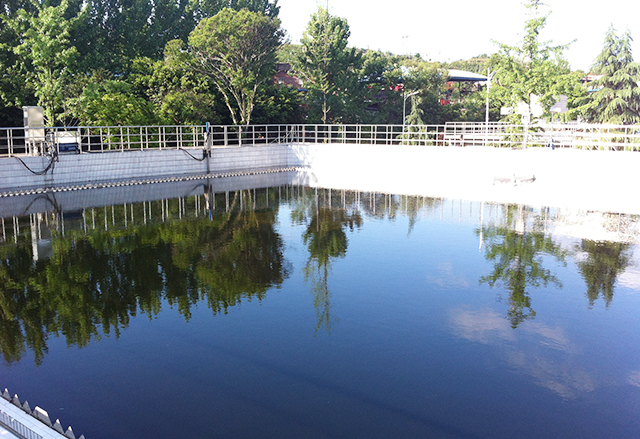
<box><xmin>1</xmin><ymin>122</ymin><xmax>640</xmax><ymax>157</ymax></box>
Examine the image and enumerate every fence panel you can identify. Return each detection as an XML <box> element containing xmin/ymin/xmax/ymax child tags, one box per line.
<box><xmin>2</xmin><ymin>123</ymin><xmax>640</xmax><ymax>157</ymax></box>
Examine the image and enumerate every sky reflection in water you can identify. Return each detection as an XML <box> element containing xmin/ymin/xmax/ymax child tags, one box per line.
<box><xmin>1</xmin><ymin>186</ymin><xmax>639</xmax><ymax>438</ymax></box>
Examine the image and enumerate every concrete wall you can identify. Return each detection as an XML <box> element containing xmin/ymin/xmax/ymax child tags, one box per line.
<box><xmin>0</xmin><ymin>145</ymin><xmax>298</xmax><ymax>192</ymax></box>
<box><xmin>2</xmin><ymin>142</ymin><xmax>640</xmax><ymax>214</ymax></box>
<box><xmin>293</xmin><ymin>144</ymin><xmax>640</xmax><ymax>214</ymax></box>
<box><xmin>0</xmin><ymin>171</ymin><xmax>302</xmax><ymax>218</ymax></box>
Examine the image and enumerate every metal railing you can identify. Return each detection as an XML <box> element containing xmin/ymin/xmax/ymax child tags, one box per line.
<box><xmin>2</xmin><ymin>123</ymin><xmax>640</xmax><ymax>157</ymax></box>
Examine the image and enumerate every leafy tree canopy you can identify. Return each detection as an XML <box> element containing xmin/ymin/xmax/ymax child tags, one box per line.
<box><xmin>295</xmin><ymin>7</ymin><xmax>362</xmax><ymax>123</ymax></box>
<box><xmin>578</xmin><ymin>26</ymin><xmax>640</xmax><ymax>124</ymax></box>
<box><xmin>489</xmin><ymin>0</ymin><xmax>583</xmax><ymax>122</ymax></box>
<box><xmin>4</xmin><ymin>0</ymin><xmax>79</xmax><ymax>124</ymax></box>
<box><xmin>189</xmin><ymin>8</ymin><xmax>284</xmax><ymax>125</ymax></box>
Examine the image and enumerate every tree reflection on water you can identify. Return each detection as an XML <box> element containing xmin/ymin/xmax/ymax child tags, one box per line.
<box><xmin>0</xmin><ymin>190</ymin><xmax>289</xmax><ymax>365</ymax></box>
<box><xmin>576</xmin><ymin>239</ymin><xmax>632</xmax><ymax>307</ymax></box>
<box><xmin>303</xmin><ymin>207</ymin><xmax>362</xmax><ymax>333</ymax></box>
<box><xmin>291</xmin><ymin>188</ymin><xmax>363</xmax><ymax>333</ymax></box>
<box><xmin>1</xmin><ymin>190</ymin><xmax>636</xmax><ymax>366</ymax></box>
<box><xmin>477</xmin><ymin>205</ymin><xmax>568</xmax><ymax>328</ymax></box>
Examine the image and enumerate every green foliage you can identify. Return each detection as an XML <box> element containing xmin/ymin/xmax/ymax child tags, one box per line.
<box><xmin>131</xmin><ymin>41</ymin><xmax>231</xmax><ymax>124</ymax></box>
<box><xmin>447</xmin><ymin>55</ymin><xmax>490</xmax><ymax>75</ymax></box>
<box><xmin>65</xmin><ymin>71</ymin><xmax>159</xmax><ymax>126</ymax></box>
<box><xmin>190</xmin><ymin>0</ymin><xmax>280</xmax><ymax>22</ymax></box>
<box><xmin>0</xmin><ymin>3</ymin><xmax>32</xmax><ymax>111</ymax></box>
<box><xmin>295</xmin><ymin>7</ymin><xmax>362</xmax><ymax>123</ymax></box>
<box><xmin>276</xmin><ymin>43</ymin><xmax>302</xmax><ymax>64</ymax></box>
<box><xmin>355</xmin><ymin>50</ymin><xmax>400</xmax><ymax>123</ymax></box>
<box><xmin>4</xmin><ymin>0</ymin><xmax>79</xmax><ymax>124</ymax></box>
<box><xmin>70</xmin><ymin>0</ymin><xmax>195</xmax><ymax>73</ymax></box>
<box><xmin>251</xmin><ymin>84</ymin><xmax>305</xmax><ymax>124</ymax></box>
<box><xmin>189</xmin><ymin>8</ymin><xmax>284</xmax><ymax>125</ymax></box>
<box><xmin>489</xmin><ymin>0</ymin><xmax>583</xmax><ymax>122</ymax></box>
<box><xmin>578</xmin><ymin>27</ymin><xmax>640</xmax><ymax>124</ymax></box>
<box><xmin>380</xmin><ymin>58</ymin><xmax>463</xmax><ymax>125</ymax></box>
<box><xmin>0</xmin><ymin>0</ymin><xmax>594</xmax><ymax>127</ymax></box>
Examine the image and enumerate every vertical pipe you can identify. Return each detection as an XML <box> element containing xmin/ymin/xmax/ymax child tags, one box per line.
<box><xmin>30</xmin><ymin>214</ymin><xmax>38</xmax><ymax>262</ymax></box>
<box><xmin>13</xmin><ymin>217</ymin><xmax>18</xmax><ymax>244</ymax></box>
<box><xmin>479</xmin><ymin>201</ymin><xmax>484</xmax><ymax>252</ymax></box>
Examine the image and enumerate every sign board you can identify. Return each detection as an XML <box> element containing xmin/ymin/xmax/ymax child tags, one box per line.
<box><xmin>550</xmin><ymin>95</ymin><xmax>568</xmax><ymax>113</ymax></box>
<box><xmin>516</xmin><ymin>102</ymin><xmax>530</xmax><ymax>115</ymax></box>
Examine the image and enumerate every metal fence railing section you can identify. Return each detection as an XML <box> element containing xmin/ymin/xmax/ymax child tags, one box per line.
<box><xmin>1</xmin><ymin>123</ymin><xmax>640</xmax><ymax>157</ymax></box>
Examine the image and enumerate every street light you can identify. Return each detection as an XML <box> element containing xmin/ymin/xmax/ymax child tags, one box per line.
<box><xmin>485</xmin><ymin>68</ymin><xmax>495</xmax><ymax>126</ymax></box>
<box><xmin>485</xmin><ymin>68</ymin><xmax>496</xmax><ymax>146</ymax></box>
<box><xmin>403</xmin><ymin>90</ymin><xmax>420</xmax><ymax>129</ymax></box>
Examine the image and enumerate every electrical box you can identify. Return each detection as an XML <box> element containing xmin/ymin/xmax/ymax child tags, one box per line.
<box><xmin>23</xmin><ymin>106</ymin><xmax>45</xmax><ymax>155</ymax></box>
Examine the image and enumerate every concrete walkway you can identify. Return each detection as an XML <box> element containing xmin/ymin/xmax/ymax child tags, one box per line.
<box><xmin>297</xmin><ymin>145</ymin><xmax>640</xmax><ymax>215</ymax></box>
<box><xmin>0</xmin><ymin>397</ymin><xmax>71</xmax><ymax>439</ymax></box>
<box><xmin>0</xmin><ymin>424</ymin><xmax>21</xmax><ymax>439</ymax></box>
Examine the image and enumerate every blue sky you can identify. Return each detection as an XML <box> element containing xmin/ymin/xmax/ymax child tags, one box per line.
<box><xmin>277</xmin><ymin>0</ymin><xmax>640</xmax><ymax>72</ymax></box>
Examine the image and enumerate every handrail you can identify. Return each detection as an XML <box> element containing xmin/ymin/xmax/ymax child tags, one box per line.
<box><xmin>2</xmin><ymin>123</ymin><xmax>640</xmax><ymax>157</ymax></box>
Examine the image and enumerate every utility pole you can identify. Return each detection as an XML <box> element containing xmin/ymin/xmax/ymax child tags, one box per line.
<box><xmin>485</xmin><ymin>69</ymin><xmax>495</xmax><ymax>146</ymax></box>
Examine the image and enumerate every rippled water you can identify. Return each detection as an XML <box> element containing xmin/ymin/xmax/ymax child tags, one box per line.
<box><xmin>1</xmin><ymin>184</ymin><xmax>640</xmax><ymax>438</ymax></box>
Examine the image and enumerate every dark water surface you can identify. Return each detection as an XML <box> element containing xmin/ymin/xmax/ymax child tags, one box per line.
<box><xmin>1</xmin><ymin>185</ymin><xmax>640</xmax><ymax>438</ymax></box>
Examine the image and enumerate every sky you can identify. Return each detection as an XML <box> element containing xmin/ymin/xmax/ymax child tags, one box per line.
<box><xmin>276</xmin><ymin>0</ymin><xmax>640</xmax><ymax>72</ymax></box>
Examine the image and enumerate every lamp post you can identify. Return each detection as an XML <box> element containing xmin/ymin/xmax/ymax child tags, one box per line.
<box><xmin>485</xmin><ymin>69</ymin><xmax>495</xmax><ymax>146</ymax></box>
<box><xmin>403</xmin><ymin>90</ymin><xmax>420</xmax><ymax>130</ymax></box>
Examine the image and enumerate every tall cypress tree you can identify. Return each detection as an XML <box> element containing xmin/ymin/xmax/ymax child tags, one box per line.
<box><xmin>580</xmin><ymin>27</ymin><xmax>640</xmax><ymax>124</ymax></box>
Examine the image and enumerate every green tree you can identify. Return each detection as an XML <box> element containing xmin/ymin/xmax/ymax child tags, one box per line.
<box><xmin>579</xmin><ymin>27</ymin><xmax>640</xmax><ymax>124</ymax></box>
<box><xmin>131</xmin><ymin>40</ymin><xmax>230</xmax><ymax>125</ymax></box>
<box><xmin>251</xmin><ymin>84</ymin><xmax>305</xmax><ymax>124</ymax></box>
<box><xmin>356</xmin><ymin>50</ymin><xmax>400</xmax><ymax>123</ymax></box>
<box><xmin>0</xmin><ymin>0</ymin><xmax>34</xmax><ymax>119</ymax></box>
<box><xmin>490</xmin><ymin>0</ymin><xmax>583</xmax><ymax>122</ymax></box>
<box><xmin>190</xmin><ymin>0</ymin><xmax>280</xmax><ymax>22</ymax></box>
<box><xmin>189</xmin><ymin>8</ymin><xmax>284</xmax><ymax>125</ymax></box>
<box><xmin>400</xmin><ymin>59</ymin><xmax>449</xmax><ymax>124</ymax></box>
<box><xmin>295</xmin><ymin>7</ymin><xmax>362</xmax><ymax>123</ymax></box>
<box><xmin>447</xmin><ymin>55</ymin><xmax>490</xmax><ymax>75</ymax></box>
<box><xmin>70</xmin><ymin>0</ymin><xmax>158</xmax><ymax>73</ymax></box>
<box><xmin>5</xmin><ymin>0</ymin><xmax>79</xmax><ymax>124</ymax></box>
<box><xmin>64</xmin><ymin>71</ymin><xmax>158</xmax><ymax>126</ymax></box>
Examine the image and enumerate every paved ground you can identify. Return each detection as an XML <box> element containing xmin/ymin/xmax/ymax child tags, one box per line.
<box><xmin>0</xmin><ymin>425</ymin><xmax>20</xmax><ymax>439</ymax></box>
<box><xmin>0</xmin><ymin>397</ymin><xmax>68</xmax><ymax>439</ymax></box>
